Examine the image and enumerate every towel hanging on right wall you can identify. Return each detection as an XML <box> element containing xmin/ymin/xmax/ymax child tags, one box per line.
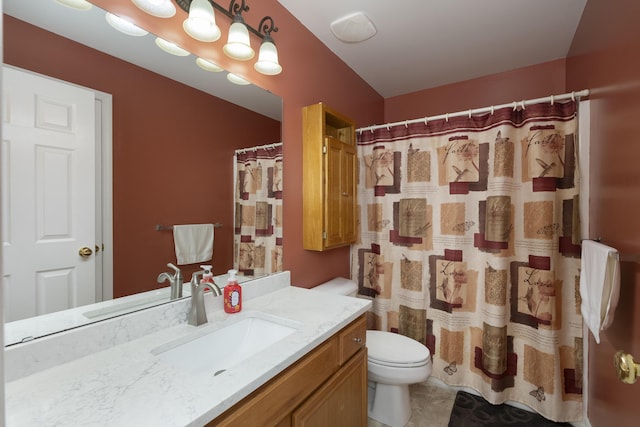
<box><xmin>579</xmin><ymin>240</ymin><xmax>621</xmax><ymax>343</ymax></box>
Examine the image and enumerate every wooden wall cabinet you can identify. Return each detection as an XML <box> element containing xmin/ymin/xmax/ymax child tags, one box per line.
<box><xmin>212</xmin><ymin>315</ymin><xmax>367</xmax><ymax>427</ymax></box>
<box><xmin>302</xmin><ymin>103</ymin><xmax>357</xmax><ymax>251</ymax></box>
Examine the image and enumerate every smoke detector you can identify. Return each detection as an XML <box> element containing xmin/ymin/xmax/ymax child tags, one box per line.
<box><xmin>330</xmin><ymin>11</ymin><xmax>377</xmax><ymax>43</ymax></box>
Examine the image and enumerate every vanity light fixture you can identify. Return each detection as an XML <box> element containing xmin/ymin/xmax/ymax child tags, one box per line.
<box><xmin>55</xmin><ymin>0</ymin><xmax>93</xmax><ymax>10</ymax></box>
<box><xmin>223</xmin><ymin>12</ymin><xmax>254</xmax><ymax>60</ymax></box>
<box><xmin>254</xmin><ymin>17</ymin><xmax>281</xmax><ymax>75</ymax></box>
<box><xmin>171</xmin><ymin>0</ymin><xmax>282</xmax><ymax>74</ymax></box>
<box><xmin>196</xmin><ymin>57</ymin><xmax>224</xmax><ymax>72</ymax></box>
<box><xmin>155</xmin><ymin>37</ymin><xmax>191</xmax><ymax>56</ymax></box>
<box><xmin>106</xmin><ymin>13</ymin><xmax>149</xmax><ymax>37</ymax></box>
<box><xmin>132</xmin><ymin>0</ymin><xmax>177</xmax><ymax>18</ymax></box>
<box><xmin>226</xmin><ymin>73</ymin><xmax>250</xmax><ymax>85</ymax></box>
<box><xmin>183</xmin><ymin>0</ymin><xmax>221</xmax><ymax>42</ymax></box>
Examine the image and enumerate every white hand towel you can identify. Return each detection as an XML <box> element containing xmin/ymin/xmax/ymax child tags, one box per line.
<box><xmin>579</xmin><ymin>240</ymin><xmax>620</xmax><ymax>344</ymax></box>
<box><xmin>173</xmin><ymin>224</ymin><xmax>214</xmax><ymax>265</ymax></box>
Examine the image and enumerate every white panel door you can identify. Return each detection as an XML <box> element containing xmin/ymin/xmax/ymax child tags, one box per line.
<box><xmin>2</xmin><ymin>66</ymin><xmax>96</xmax><ymax>322</ymax></box>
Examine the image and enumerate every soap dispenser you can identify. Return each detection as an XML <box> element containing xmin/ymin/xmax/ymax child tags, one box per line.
<box><xmin>200</xmin><ymin>265</ymin><xmax>214</xmax><ymax>284</ymax></box>
<box><xmin>224</xmin><ymin>269</ymin><xmax>242</xmax><ymax>313</ymax></box>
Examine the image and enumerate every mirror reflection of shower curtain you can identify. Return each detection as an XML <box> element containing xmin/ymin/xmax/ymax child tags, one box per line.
<box><xmin>233</xmin><ymin>143</ymin><xmax>283</xmax><ymax>276</ymax></box>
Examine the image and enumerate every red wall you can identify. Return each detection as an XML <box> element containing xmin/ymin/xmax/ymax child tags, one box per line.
<box><xmin>89</xmin><ymin>0</ymin><xmax>386</xmax><ymax>288</ymax></box>
<box><xmin>566</xmin><ymin>0</ymin><xmax>640</xmax><ymax>425</ymax></box>
<box><xmin>7</xmin><ymin>0</ymin><xmax>385</xmax><ymax>291</ymax></box>
<box><xmin>4</xmin><ymin>16</ymin><xmax>281</xmax><ymax>297</ymax></box>
<box><xmin>384</xmin><ymin>58</ymin><xmax>567</xmax><ymax>122</ymax></box>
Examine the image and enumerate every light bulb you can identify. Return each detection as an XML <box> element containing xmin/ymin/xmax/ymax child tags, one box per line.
<box><xmin>183</xmin><ymin>0</ymin><xmax>221</xmax><ymax>42</ymax></box>
<box><xmin>54</xmin><ymin>0</ymin><xmax>92</xmax><ymax>10</ymax></box>
<box><xmin>196</xmin><ymin>58</ymin><xmax>224</xmax><ymax>73</ymax></box>
<box><xmin>155</xmin><ymin>38</ymin><xmax>190</xmax><ymax>56</ymax></box>
<box><xmin>227</xmin><ymin>73</ymin><xmax>250</xmax><ymax>85</ymax></box>
<box><xmin>106</xmin><ymin>13</ymin><xmax>148</xmax><ymax>37</ymax></box>
<box><xmin>223</xmin><ymin>16</ymin><xmax>254</xmax><ymax>61</ymax></box>
<box><xmin>132</xmin><ymin>0</ymin><xmax>176</xmax><ymax>18</ymax></box>
<box><xmin>254</xmin><ymin>39</ymin><xmax>282</xmax><ymax>75</ymax></box>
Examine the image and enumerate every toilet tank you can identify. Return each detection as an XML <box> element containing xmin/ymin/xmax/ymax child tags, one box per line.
<box><xmin>312</xmin><ymin>277</ymin><xmax>358</xmax><ymax>297</ymax></box>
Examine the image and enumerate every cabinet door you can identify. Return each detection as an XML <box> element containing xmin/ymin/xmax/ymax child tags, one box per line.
<box><xmin>341</xmin><ymin>143</ymin><xmax>357</xmax><ymax>245</ymax></box>
<box><xmin>324</xmin><ymin>137</ymin><xmax>357</xmax><ymax>249</ymax></box>
<box><xmin>291</xmin><ymin>348</ymin><xmax>367</xmax><ymax>427</ymax></box>
<box><xmin>324</xmin><ymin>137</ymin><xmax>344</xmax><ymax>248</ymax></box>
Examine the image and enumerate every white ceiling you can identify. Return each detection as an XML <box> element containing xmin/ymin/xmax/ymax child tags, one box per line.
<box><xmin>277</xmin><ymin>0</ymin><xmax>588</xmax><ymax>98</ymax></box>
<box><xmin>4</xmin><ymin>1</ymin><xmax>588</xmax><ymax>119</ymax></box>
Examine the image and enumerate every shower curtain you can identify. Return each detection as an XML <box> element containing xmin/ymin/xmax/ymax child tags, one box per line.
<box><xmin>233</xmin><ymin>143</ymin><xmax>283</xmax><ymax>276</ymax></box>
<box><xmin>352</xmin><ymin>101</ymin><xmax>583</xmax><ymax>422</ymax></box>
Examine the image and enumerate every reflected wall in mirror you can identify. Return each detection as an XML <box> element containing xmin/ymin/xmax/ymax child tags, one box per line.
<box><xmin>2</xmin><ymin>0</ymin><xmax>282</xmax><ymax>345</ymax></box>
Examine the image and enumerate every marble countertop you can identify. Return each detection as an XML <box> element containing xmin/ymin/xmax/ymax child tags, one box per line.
<box><xmin>5</xmin><ymin>285</ymin><xmax>371</xmax><ymax>426</ymax></box>
<box><xmin>4</xmin><ymin>273</ymin><xmax>257</xmax><ymax>346</ymax></box>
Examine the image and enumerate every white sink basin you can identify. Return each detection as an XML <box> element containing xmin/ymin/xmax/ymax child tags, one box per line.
<box><xmin>153</xmin><ymin>313</ymin><xmax>300</xmax><ymax>376</ymax></box>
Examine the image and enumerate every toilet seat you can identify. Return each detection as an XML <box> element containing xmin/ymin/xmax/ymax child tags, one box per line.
<box><xmin>366</xmin><ymin>330</ymin><xmax>430</xmax><ymax>368</ymax></box>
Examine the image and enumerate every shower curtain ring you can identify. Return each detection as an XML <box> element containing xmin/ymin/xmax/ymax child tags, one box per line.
<box><xmin>512</xmin><ymin>102</ymin><xmax>517</xmax><ymax>111</ymax></box>
<box><xmin>445</xmin><ymin>113</ymin><xmax>449</xmax><ymax>122</ymax></box>
<box><xmin>521</xmin><ymin>100</ymin><xmax>526</xmax><ymax>110</ymax></box>
<box><xmin>571</xmin><ymin>91</ymin><xmax>576</xmax><ymax>102</ymax></box>
<box><xmin>550</xmin><ymin>95</ymin><xmax>554</xmax><ymax>105</ymax></box>
<box><xmin>468</xmin><ymin>109</ymin><xmax>472</xmax><ymax>118</ymax></box>
<box><xmin>424</xmin><ymin>117</ymin><xmax>428</xmax><ymax>125</ymax></box>
<box><xmin>405</xmin><ymin>120</ymin><xmax>409</xmax><ymax>128</ymax></box>
<box><xmin>490</xmin><ymin>106</ymin><xmax>494</xmax><ymax>115</ymax></box>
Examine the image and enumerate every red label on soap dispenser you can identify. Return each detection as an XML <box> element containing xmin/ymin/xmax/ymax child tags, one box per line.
<box><xmin>224</xmin><ymin>283</ymin><xmax>242</xmax><ymax>313</ymax></box>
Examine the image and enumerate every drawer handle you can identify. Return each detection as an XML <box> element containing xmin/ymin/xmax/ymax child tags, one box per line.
<box><xmin>352</xmin><ymin>337</ymin><xmax>363</xmax><ymax>344</ymax></box>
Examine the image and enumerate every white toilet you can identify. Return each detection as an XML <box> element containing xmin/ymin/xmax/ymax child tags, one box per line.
<box><xmin>313</xmin><ymin>278</ymin><xmax>432</xmax><ymax>427</ymax></box>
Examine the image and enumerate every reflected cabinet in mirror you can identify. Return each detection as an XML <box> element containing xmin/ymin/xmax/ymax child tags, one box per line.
<box><xmin>2</xmin><ymin>0</ymin><xmax>283</xmax><ymax>345</ymax></box>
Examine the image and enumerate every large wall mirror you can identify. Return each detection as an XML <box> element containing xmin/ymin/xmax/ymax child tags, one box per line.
<box><xmin>2</xmin><ymin>0</ymin><xmax>283</xmax><ymax>346</ymax></box>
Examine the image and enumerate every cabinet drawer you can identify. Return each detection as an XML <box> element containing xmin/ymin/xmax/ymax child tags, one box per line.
<box><xmin>338</xmin><ymin>315</ymin><xmax>366</xmax><ymax>365</ymax></box>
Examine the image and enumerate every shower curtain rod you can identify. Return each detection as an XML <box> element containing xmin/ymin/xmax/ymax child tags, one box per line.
<box><xmin>235</xmin><ymin>142</ymin><xmax>283</xmax><ymax>154</ymax></box>
<box><xmin>357</xmin><ymin>89</ymin><xmax>590</xmax><ymax>133</ymax></box>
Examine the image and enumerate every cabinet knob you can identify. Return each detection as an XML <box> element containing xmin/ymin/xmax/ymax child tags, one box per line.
<box><xmin>342</xmin><ymin>192</ymin><xmax>348</xmax><ymax>196</ymax></box>
<box><xmin>352</xmin><ymin>337</ymin><xmax>363</xmax><ymax>345</ymax></box>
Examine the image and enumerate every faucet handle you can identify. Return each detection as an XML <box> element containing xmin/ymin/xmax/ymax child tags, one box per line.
<box><xmin>167</xmin><ymin>263</ymin><xmax>180</xmax><ymax>274</ymax></box>
<box><xmin>191</xmin><ymin>270</ymin><xmax>204</xmax><ymax>286</ymax></box>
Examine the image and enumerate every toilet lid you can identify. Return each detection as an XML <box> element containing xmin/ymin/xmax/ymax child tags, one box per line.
<box><xmin>366</xmin><ymin>330</ymin><xmax>430</xmax><ymax>367</ymax></box>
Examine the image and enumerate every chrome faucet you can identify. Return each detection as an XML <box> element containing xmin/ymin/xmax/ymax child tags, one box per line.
<box><xmin>188</xmin><ymin>270</ymin><xmax>222</xmax><ymax>326</ymax></box>
<box><xmin>157</xmin><ymin>263</ymin><xmax>183</xmax><ymax>300</ymax></box>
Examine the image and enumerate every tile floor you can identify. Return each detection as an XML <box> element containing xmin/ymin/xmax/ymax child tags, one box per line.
<box><xmin>367</xmin><ymin>379</ymin><xmax>587</xmax><ymax>427</ymax></box>
<box><xmin>367</xmin><ymin>380</ymin><xmax>458</xmax><ymax>427</ymax></box>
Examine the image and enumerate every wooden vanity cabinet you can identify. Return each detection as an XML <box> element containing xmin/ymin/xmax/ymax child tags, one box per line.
<box><xmin>302</xmin><ymin>103</ymin><xmax>357</xmax><ymax>251</ymax></box>
<box><xmin>291</xmin><ymin>348</ymin><xmax>367</xmax><ymax>426</ymax></box>
<box><xmin>211</xmin><ymin>315</ymin><xmax>367</xmax><ymax>427</ymax></box>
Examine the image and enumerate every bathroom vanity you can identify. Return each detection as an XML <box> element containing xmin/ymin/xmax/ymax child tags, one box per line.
<box><xmin>213</xmin><ymin>314</ymin><xmax>367</xmax><ymax>426</ymax></box>
<box><xmin>5</xmin><ymin>272</ymin><xmax>371</xmax><ymax>426</ymax></box>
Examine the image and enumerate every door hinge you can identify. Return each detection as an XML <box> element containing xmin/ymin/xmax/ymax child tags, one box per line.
<box><xmin>323</xmin><ymin>231</ymin><xmax>327</xmax><ymax>240</ymax></box>
<box><xmin>322</xmin><ymin>145</ymin><xmax>327</xmax><ymax>154</ymax></box>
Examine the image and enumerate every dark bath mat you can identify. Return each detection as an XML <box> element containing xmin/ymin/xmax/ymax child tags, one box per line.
<box><xmin>448</xmin><ymin>391</ymin><xmax>573</xmax><ymax>427</ymax></box>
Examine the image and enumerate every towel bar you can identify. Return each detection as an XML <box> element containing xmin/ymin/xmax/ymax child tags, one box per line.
<box><xmin>155</xmin><ymin>223</ymin><xmax>222</xmax><ymax>231</ymax></box>
<box><xmin>582</xmin><ymin>238</ymin><xmax>639</xmax><ymax>264</ymax></box>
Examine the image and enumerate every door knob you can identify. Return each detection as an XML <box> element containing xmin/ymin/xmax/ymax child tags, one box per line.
<box><xmin>78</xmin><ymin>247</ymin><xmax>93</xmax><ymax>258</ymax></box>
<box><xmin>614</xmin><ymin>351</ymin><xmax>640</xmax><ymax>384</ymax></box>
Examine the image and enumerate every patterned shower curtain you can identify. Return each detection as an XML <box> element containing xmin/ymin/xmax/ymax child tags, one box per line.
<box><xmin>233</xmin><ymin>143</ymin><xmax>283</xmax><ymax>277</ymax></box>
<box><xmin>352</xmin><ymin>101</ymin><xmax>583</xmax><ymax>422</ymax></box>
